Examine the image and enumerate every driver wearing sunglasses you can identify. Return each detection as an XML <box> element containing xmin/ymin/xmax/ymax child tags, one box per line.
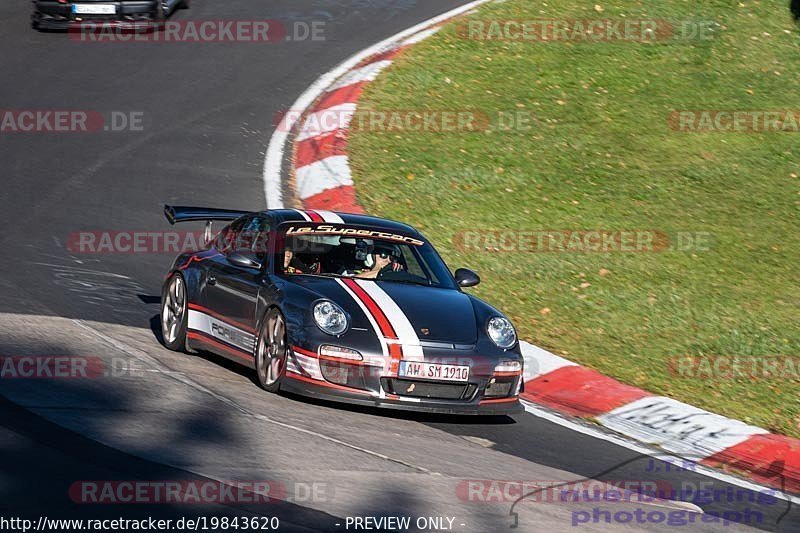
<box><xmin>355</xmin><ymin>244</ymin><xmax>404</xmax><ymax>279</ymax></box>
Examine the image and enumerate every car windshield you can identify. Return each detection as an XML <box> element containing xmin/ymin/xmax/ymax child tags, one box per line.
<box><xmin>277</xmin><ymin>223</ymin><xmax>457</xmax><ymax>289</ymax></box>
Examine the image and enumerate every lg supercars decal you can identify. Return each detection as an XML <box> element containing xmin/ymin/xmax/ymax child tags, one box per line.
<box><xmin>285</xmin><ymin>224</ymin><xmax>425</xmax><ymax>246</ymax></box>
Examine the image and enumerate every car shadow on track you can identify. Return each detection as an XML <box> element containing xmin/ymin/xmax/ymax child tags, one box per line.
<box><xmin>0</xmin><ymin>346</ymin><xmax>347</xmax><ymax>532</ymax></box>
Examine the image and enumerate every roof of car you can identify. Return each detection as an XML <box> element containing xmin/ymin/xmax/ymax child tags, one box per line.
<box><xmin>268</xmin><ymin>209</ymin><xmax>424</xmax><ymax>238</ymax></box>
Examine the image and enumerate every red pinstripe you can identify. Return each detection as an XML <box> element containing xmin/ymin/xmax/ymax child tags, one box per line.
<box><xmin>291</xmin><ymin>345</ymin><xmax>319</xmax><ymax>359</ymax></box>
<box><xmin>187</xmin><ymin>332</ymin><xmax>253</xmax><ymax>361</ymax></box>
<box><xmin>341</xmin><ymin>278</ymin><xmax>403</xmax><ymax>375</ymax></box>
<box><xmin>318</xmin><ymin>354</ymin><xmax>376</xmax><ymax>367</ymax></box>
<box><xmin>479</xmin><ymin>397</ymin><xmax>519</xmax><ymax>405</ymax></box>
<box><xmin>341</xmin><ymin>278</ymin><xmax>397</xmax><ymax>339</ymax></box>
<box><xmin>305</xmin><ymin>210</ymin><xmax>324</xmax><ymax>222</ymax></box>
<box><xmin>187</xmin><ymin>303</ymin><xmax>256</xmax><ymax>334</ymax></box>
<box><xmin>285</xmin><ymin>371</ymin><xmax>370</xmax><ymax>395</ymax></box>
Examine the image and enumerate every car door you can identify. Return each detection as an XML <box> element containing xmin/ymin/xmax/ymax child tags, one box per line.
<box><xmin>202</xmin><ymin>215</ymin><xmax>271</xmax><ymax>355</ymax></box>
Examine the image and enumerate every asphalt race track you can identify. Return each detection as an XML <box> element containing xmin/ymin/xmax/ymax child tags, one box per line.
<box><xmin>0</xmin><ymin>1</ymin><xmax>798</xmax><ymax>531</ymax></box>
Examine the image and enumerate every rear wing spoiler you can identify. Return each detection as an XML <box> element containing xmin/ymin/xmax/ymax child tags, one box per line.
<box><xmin>163</xmin><ymin>205</ymin><xmax>251</xmax><ymax>225</ymax></box>
<box><xmin>164</xmin><ymin>205</ymin><xmax>252</xmax><ymax>246</ymax></box>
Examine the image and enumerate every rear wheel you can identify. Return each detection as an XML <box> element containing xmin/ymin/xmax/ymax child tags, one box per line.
<box><xmin>255</xmin><ymin>308</ymin><xmax>288</xmax><ymax>392</ymax></box>
<box><xmin>161</xmin><ymin>274</ymin><xmax>188</xmax><ymax>351</ymax></box>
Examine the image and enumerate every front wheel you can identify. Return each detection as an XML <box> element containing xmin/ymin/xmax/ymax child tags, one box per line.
<box><xmin>255</xmin><ymin>308</ymin><xmax>288</xmax><ymax>392</ymax></box>
<box><xmin>161</xmin><ymin>273</ymin><xmax>188</xmax><ymax>351</ymax></box>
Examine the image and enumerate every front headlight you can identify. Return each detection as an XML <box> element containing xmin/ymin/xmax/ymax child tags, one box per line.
<box><xmin>313</xmin><ymin>301</ymin><xmax>348</xmax><ymax>336</ymax></box>
<box><xmin>487</xmin><ymin>316</ymin><xmax>516</xmax><ymax>349</ymax></box>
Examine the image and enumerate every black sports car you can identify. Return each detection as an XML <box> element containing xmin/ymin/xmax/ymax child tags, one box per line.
<box><xmin>160</xmin><ymin>206</ymin><xmax>523</xmax><ymax>415</ymax></box>
<box><xmin>32</xmin><ymin>0</ymin><xmax>187</xmax><ymax>31</ymax></box>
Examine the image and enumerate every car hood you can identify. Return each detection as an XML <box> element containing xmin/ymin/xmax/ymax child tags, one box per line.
<box><xmin>282</xmin><ymin>276</ymin><xmax>478</xmax><ymax>345</ymax></box>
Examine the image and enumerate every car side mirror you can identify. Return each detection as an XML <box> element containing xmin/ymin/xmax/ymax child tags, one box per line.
<box><xmin>228</xmin><ymin>251</ymin><xmax>262</xmax><ymax>270</ymax></box>
<box><xmin>454</xmin><ymin>268</ymin><xmax>480</xmax><ymax>288</ymax></box>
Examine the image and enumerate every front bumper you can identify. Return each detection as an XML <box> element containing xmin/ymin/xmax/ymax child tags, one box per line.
<box><xmin>281</xmin><ymin>376</ymin><xmax>524</xmax><ymax>415</ymax></box>
<box><xmin>283</xmin><ymin>341</ymin><xmax>524</xmax><ymax>416</ymax></box>
<box><xmin>32</xmin><ymin>1</ymin><xmax>158</xmax><ymax>30</ymax></box>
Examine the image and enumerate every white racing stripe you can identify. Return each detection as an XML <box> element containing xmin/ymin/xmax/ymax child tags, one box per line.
<box><xmin>335</xmin><ymin>278</ymin><xmax>389</xmax><ymax>360</ymax></box>
<box><xmin>187</xmin><ymin>310</ymin><xmax>255</xmax><ymax>353</ymax></box>
<box><xmin>353</xmin><ymin>279</ymin><xmax>424</xmax><ymax>361</ymax></box>
<box><xmin>286</xmin><ymin>359</ymin><xmax>302</xmax><ymax>375</ymax></box>
<box><xmin>292</xmin><ymin>352</ymin><xmax>324</xmax><ymax>380</ymax></box>
<box><xmin>251</xmin><ymin>0</ymin><xmax>800</xmax><ymax>503</ymax></box>
<box><xmin>290</xmin><ymin>208</ymin><xmax>312</xmax><ymax>222</ymax></box>
<box><xmin>313</xmin><ymin>210</ymin><xmax>345</xmax><ymax>224</ymax></box>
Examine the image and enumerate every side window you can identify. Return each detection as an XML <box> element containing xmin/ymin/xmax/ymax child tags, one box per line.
<box><xmin>215</xmin><ymin>217</ymin><xmax>247</xmax><ymax>254</ymax></box>
<box><xmin>240</xmin><ymin>216</ymin><xmax>271</xmax><ymax>259</ymax></box>
<box><xmin>405</xmin><ymin>246</ymin><xmax>444</xmax><ymax>286</ymax></box>
<box><xmin>402</xmin><ymin>246</ymin><xmax>426</xmax><ymax>279</ymax></box>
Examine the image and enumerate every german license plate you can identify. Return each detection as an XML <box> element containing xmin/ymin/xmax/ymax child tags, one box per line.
<box><xmin>72</xmin><ymin>4</ymin><xmax>117</xmax><ymax>15</ymax></box>
<box><xmin>398</xmin><ymin>361</ymin><xmax>469</xmax><ymax>382</ymax></box>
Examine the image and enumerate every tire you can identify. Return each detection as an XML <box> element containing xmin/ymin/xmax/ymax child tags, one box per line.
<box><xmin>161</xmin><ymin>273</ymin><xmax>189</xmax><ymax>351</ymax></box>
<box><xmin>255</xmin><ymin>308</ymin><xmax>288</xmax><ymax>392</ymax></box>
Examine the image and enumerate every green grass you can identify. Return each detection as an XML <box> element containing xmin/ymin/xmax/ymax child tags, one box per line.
<box><xmin>348</xmin><ymin>0</ymin><xmax>800</xmax><ymax>437</ymax></box>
